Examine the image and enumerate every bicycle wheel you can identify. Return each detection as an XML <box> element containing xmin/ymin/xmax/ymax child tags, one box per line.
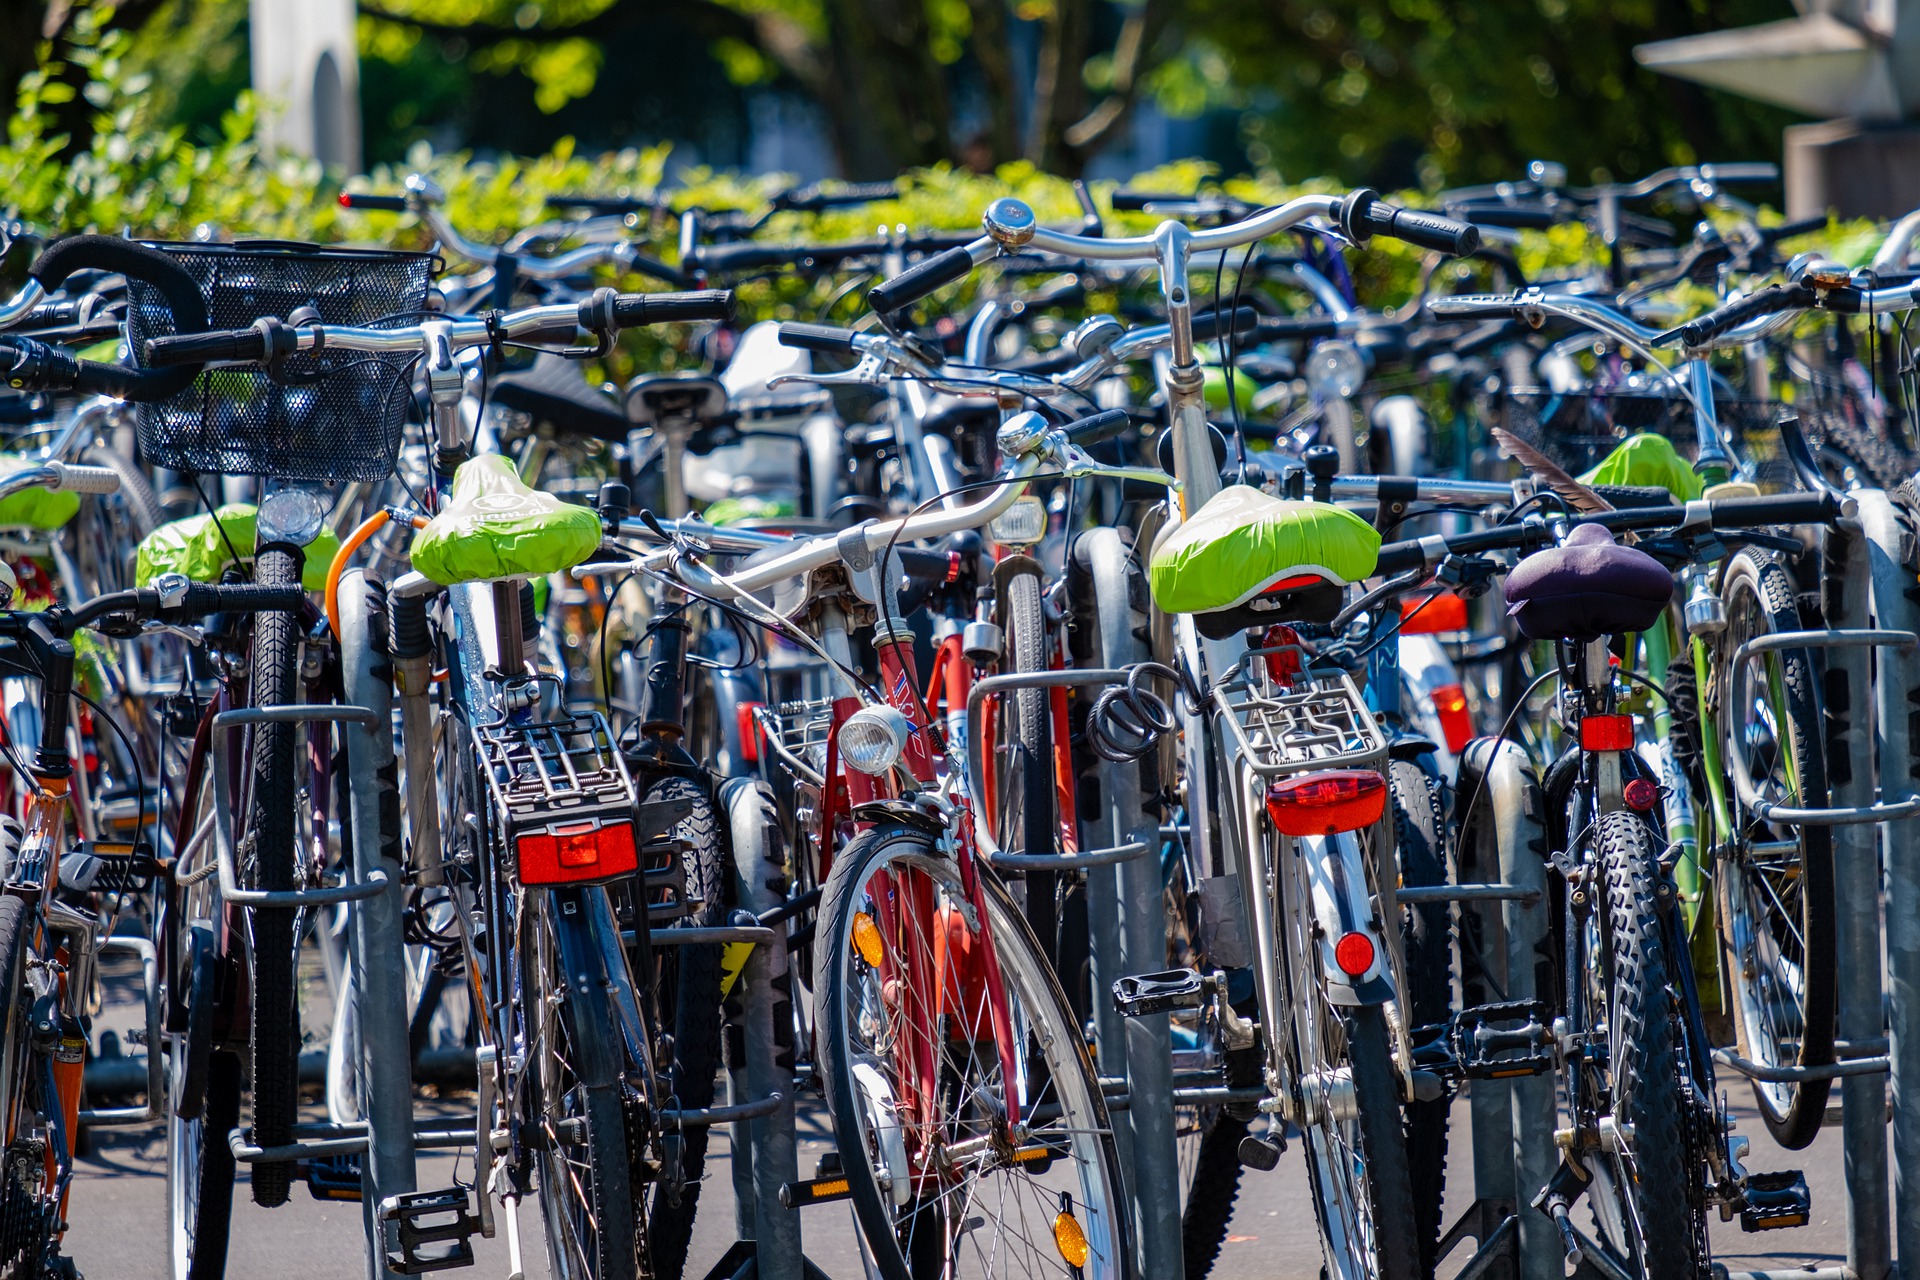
<box><xmin>815</xmin><ymin>823</ymin><xmax>1129</xmax><ymax>1280</ymax></box>
<box><xmin>640</xmin><ymin>778</ymin><xmax>727</xmax><ymax>1279</ymax></box>
<box><xmin>1177</xmin><ymin>1046</ymin><xmax>1256</xmax><ymax>1278</ymax></box>
<box><xmin>241</xmin><ymin>545</ymin><xmax>304</xmax><ymax>1206</ymax></box>
<box><xmin>999</xmin><ymin>566</ymin><xmax>1059</xmax><ymax>968</ymax></box>
<box><xmin>1390</xmin><ymin>760</ymin><xmax>1452</xmax><ymax>1277</ymax></box>
<box><xmin>0</xmin><ymin>892</ymin><xmax>55</xmax><ymax>1280</ymax></box>
<box><xmin>1583</xmin><ymin>810</ymin><xmax>1710</xmax><ymax>1277</ymax></box>
<box><xmin>167</xmin><ymin>1045</ymin><xmax>240</xmax><ymax>1280</ymax></box>
<box><xmin>534</xmin><ymin>889</ymin><xmax>641</xmax><ymax>1280</ymax></box>
<box><xmin>1716</xmin><ymin>550</ymin><xmax>1835</xmax><ymax>1148</ymax></box>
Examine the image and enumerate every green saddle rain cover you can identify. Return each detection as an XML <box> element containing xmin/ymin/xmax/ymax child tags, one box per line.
<box><xmin>136</xmin><ymin>503</ymin><xmax>340</xmax><ymax>590</ymax></box>
<box><xmin>1149</xmin><ymin>484</ymin><xmax>1381</xmax><ymax>615</ymax></box>
<box><xmin>0</xmin><ymin>456</ymin><xmax>79</xmax><ymax>530</ymax></box>
<box><xmin>411</xmin><ymin>454</ymin><xmax>604</xmax><ymax>586</ymax></box>
<box><xmin>1579</xmin><ymin>432</ymin><xmax>1704</xmax><ymax>502</ymax></box>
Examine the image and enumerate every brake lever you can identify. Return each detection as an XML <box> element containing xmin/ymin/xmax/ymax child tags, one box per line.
<box><xmin>1055</xmin><ymin>440</ymin><xmax>1180</xmax><ymax>488</ymax></box>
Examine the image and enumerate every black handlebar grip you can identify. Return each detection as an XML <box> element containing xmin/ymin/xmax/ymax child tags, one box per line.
<box><xmin>177</xmin><ymin>583</ymin><xmax>308</xmax><ymax>615</ymax></box>
<box><xmin>1666</xmin><ymin>284</ymin><xmax>1812</xmax><ymax>348</ymax></box>
<box><xmin>1254</xmin><ymin>314</ymin><xmax>1343</xmax><ymax>342</ymax></box>
<box><xmin>868</xmin><ymin>245</ymin><xmax>977</xmax><ymax>314</ymax></box>
<box><xmin>691</xmin><ymin>242</ymin><xmax>822</xmax><ymax>274</ymax></box>
<box><xmin>1339</xmin><ymin>189</ymin><xmax>1480</xmax><ymax>256</ymax></box>
<box><xmin>1589</xmin><ymin>483</ymin><xmax>1679</xmax><ymax>510</ymax></box>
<box><xmin>781</xmin><ymin>182</ymin><xmax>897</xmax><ymax>212</ymax></box>
<box><xmin>1444</xmin><ymin>201</ymin><xmax>1558</xmax><ymax>230</ymax></box>
<box><xmin>545</xmin><ymin>194</ymin><xmax>662</xmax><ymax>215</ymax></box>
<box><xmin>23</xmin><ymin>234</ymin><xmax>210</xmax><ymax>400</ymax></box>
<box><xmin>777</xmin><ymin>322</ymin><xmax>858</xmax><ymax>354</ymax></box>
<box><xmin>1708</xmin><ymin>490</ymin><xmax>1843</xmax><ymax>528</ymax></box>
<box><xmin>337</xmin><ymin>192</ymin><xmax>410</xmax><ymax>212</ymax></box>
<box><xmin>609</xmin><ymin>289</ymin><xmax>735</xmax><ymax>327</ymax></box>
<box><xmin>1759</xmin><ymin>215</ymin><xmax>1831</xmax><ymax>245</ymax></box>
<box><xmin>1109</xmin><ymin>190</ymin><xmax>1189</xmax><ymax>212</ymax></box>
<box><xmin>1059</xmin><ymin>408</ymin><xmax>1132</xmax><ymax>447</ymax></box>
<box><xmin>1189</xmin><ymin>306</ymin><xmax>1263</xmax><ymax>344</ymax></box>
<box><xmin>142</xmin><ymin>327</ymin><xmax>268</xmax><ymax>368</ymax></box>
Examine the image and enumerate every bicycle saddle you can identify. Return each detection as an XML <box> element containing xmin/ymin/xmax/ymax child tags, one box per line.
<box><xmin>410</xmin><ymin>454</ymin><xmax>604</xmax><ymax>586</ymax></box>
<box><xmin>1504</xmin><ymin>522</ymin><xmax>1672</xmax><ymax>641</ymax></box>
<box><xmin>492</xmin><ymin>353</ymin><xmax>629</xmax><ymax>443</ymax></box>
<box><xmin>623</xmin><ymin>372</ymin><xmax>729</xmax><ymax>429</ymax></box>
<box><xmin>1150</xmin><ymin>484</ymin><xmax>1380</xmax><ymax>634</ymax></box>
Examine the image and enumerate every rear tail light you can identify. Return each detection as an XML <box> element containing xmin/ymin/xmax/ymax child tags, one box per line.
<box><xmin>1333</xmin><ymin>930</ymin><xmax>1376</xmax><ymax>977</ymax></box>
<box><xmin>1265</xmin><ymin>770</ymin><xmax>1387</xmax><ymax>837</ymax></box>
<box><xmin>1430</xmin><ymin>683</ymin><xmax>1472</xmax><ymax>753</ymax></box>
<box><xmin>516</xmin><ymin>817</ymin><xmax>639</xmax><ymax>886</ymax></box>
<box><xmin>737</xmin><ymin>701</ymin><xmax>764</xmax><ymax>764</ymax></box>
<box><xmin>1579</xmin><ymin>714</ymin><xmax>1635</xmax><ymax>752</ymax></box>
<box><xmin>1261</xmin><ymin>624</ymin><xmax>1305</xmax><ymax>685</ymax></box>
<box><xmin>1624</xmin><ymin>777</ymin><xmax>1660</xmax><ymax>812</ymax></box>
<box><xmin>1400</xmin><ymin>591</ymin><xmax>1469</xmax><ymax>634</ymax></box>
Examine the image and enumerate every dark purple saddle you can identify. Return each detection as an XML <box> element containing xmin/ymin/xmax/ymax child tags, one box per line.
<box><xmin>1504</xmin><ymin>523</ymin><xmax>1673</xmax><ymax>641</ymax></box>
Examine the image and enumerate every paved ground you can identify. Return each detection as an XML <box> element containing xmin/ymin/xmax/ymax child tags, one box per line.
<box><xmin>63</xmin><ymin>952</ymin><xmax>1862</xmax><ymax>1279</ymax></box>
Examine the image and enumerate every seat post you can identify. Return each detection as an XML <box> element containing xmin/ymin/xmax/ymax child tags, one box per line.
<box><xmin>492</xmin><ymin>579</ymin><xmax>524</xmax><ymax>677</ymax></box>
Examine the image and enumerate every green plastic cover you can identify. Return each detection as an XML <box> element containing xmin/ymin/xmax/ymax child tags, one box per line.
<box><xmin>1201</xmin><ymin>362</ymin><xmax>1259</xmax><ymax>413</ymax></box>
<box><xmin>0</xmin><ymin>456</ymin><xmax>78</xmax><ymax>530</ymax></box>
<box><xmin>1580</xmin><ymin>432</ymin><xmax>1704</xmax><ymax>502</ymax></box>
<box><xmin>411</xmin><ymin>454</ymin><xmax>604</xmax><ymax>586</ymax></box>
<box><xmin>135</xmin><ymin>503</ymin><xmax>340</xmax><ymax>590</ymax></box>
<box><xmin>705</xmin><ymin>495</ymin><xmax>796</xmax><ymax>526</ymax></box>
<box><xmin>1149</xmin><ymin>485</ymin><xmax>1381</xmax><ymax>615</ymax></box>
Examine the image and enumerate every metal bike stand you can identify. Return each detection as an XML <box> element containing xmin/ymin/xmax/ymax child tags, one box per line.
<box><xmin>1450</xmin><ymin>737</ymin><xmax>1558</xmax><ymax>1280</ymax></box>
<box><xmin>340</xmin><ymin>569</ymin><xmax>420</xmax><ymax>1280</ymax></box>
<box><xmin>1085</xmin><ymin>526</ymin><xmax>1184</xmax><ymax>1280</ymax></box>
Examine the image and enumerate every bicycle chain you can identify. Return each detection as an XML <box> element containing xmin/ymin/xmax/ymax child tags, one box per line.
<box><xmin>0</xmin><ymin>1144</ymin><xmax>51</xmax><ymax>1280</ymax></box>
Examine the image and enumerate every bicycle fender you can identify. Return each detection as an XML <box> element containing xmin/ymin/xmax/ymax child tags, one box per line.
<box><xmin>1302</xmin><ymin>830</ymin><xmax>1395</xmax><ymax>1006</ymax></box>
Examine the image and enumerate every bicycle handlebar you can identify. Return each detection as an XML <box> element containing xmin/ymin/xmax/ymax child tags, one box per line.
<box><xmin>337</xmin><ymin>192</ymin><xmax>410</xmax><ymax>213</ymax></box>
<box><xmin>1337</xmin><ymin>189</ymin><xmax>1482</xmax><ymax>257</ymax></box>
<box><xmin>867</xmin><ymin>244</ymin><xmax>988</xmax><ymax>313</ymax></box>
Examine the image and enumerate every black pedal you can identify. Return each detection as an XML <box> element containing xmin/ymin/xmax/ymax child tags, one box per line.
<box><xmin>305</xmin><ymin>1153</ymin><xmax>363</xmax><ymax>1202</ymax></box>
<box><xmin>1741</xmin><ymin>1170</ymin><xmax>1811</xmax><ymax>1232</ymax></box>
<box><xmin>1238</xmin><ymin>1134</ymin><xmax>1283</xmax><ymax>1171</ymax></box>
<box><xmin>1451</xmin><ymin>1000</ymin><xmax>1554</xmax><ymax>1079</ymax></box>
<box><xmin>379</xmin><ymin>1188</ymin><xmax>481</xmax><ymax>1274</ymax></box>
<box><xmin>1112</xmin><ymin>969</ymin><xmax>1208</xmax><ymax>1017</ymax></box>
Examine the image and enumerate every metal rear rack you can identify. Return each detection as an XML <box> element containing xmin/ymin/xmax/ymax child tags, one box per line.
<box><xmin>474</xmin><ymin>709</ymin><xmax>636</xmax><ymax>835</ymax></box>
<box><xmin>1213</xmin><ymin>645</ymin><xmax>1388</xmax><ymax>778</ymax></box>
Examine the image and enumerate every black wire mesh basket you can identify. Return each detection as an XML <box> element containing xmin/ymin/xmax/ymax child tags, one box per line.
<box><xmin>1492</xmin><ymin>387</ymin><xmax>1811</xmax><ymax>491</ymax></box>
<box><xmin>127</xmin><ymin>241</ymin><xmax>436</xmax><ymax>482</ymax></box>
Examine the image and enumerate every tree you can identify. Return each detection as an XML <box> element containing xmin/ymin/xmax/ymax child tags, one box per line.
<box><xmin>2</xmin><ymin>0</ymin><xmax>171</xmax><ymax>156</ymax></box>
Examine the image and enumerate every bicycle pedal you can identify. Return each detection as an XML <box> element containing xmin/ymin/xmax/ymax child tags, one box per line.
<box><xmin>1740</xmin><ymin>1170</ymin><xmax>1811</xmax><ymax>1232</ymax></box>
<box><xmin>304</xmin><ymin>1153</ymin><xmax>364</xmax><ymax>1202</ymax></box>
<box><xmin>1238</xmin><ymin>1133</ymin><xmax>1284</xmax><ymax>1171</ymax></box>
<box><xmin>779</xmin><ymin>1174</ymin><xmax>854</xmax><ymax>1209</ymax></box>
<box><xmin>378</xmin><ymin>1188</ymin><xmax>481</xmax><ymax>1274</ymax></box>
<box><xmin>1112</xmin><ymin>968</ymin><xmax>1208</xmax><ymax>1017</ymax></box>
<box><xmin>1450</xmin><ymin>1000</ymin><xmax>1555</xmax><ymax>1079</ymax></box>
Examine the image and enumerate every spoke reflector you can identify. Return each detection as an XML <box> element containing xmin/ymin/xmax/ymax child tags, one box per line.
<box><xmin>851</xmin><ymin>911</ymin><xmax>884</xmax><ymax>968</ymax></box>
<box><xmin>1053</xmin><ymin>1207</ymin><xmax>1090</xmax><ymax>1267</ymax></box>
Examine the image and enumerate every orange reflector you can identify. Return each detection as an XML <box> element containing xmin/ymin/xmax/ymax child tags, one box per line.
<box><xmin>1264</xmin><ymin>770</ymin><xmax>1388</xmax><ymax>837</ymax></box>
<box><xmin>1053</xmin><ymin>1210</ymin><xmax>1091</xmax><ymax>1268</ymax></box>
<box><xmin>1430</xmin><ymin>683</ymin><xmax>1472</xmax><ymax>753</ymax></box>
<box><xmin>1579</xmin><ymin>714</ymin><xmax>1635</xmax><ymax>752</ymax></box>
<box><xmin>851</xmin><ymin>912</ymin><xmax>884</xmax><ymax>968</ymax></box>
<box><xmin>1624</xmin><ymin>778</ymin><xmax>1660</xmax><ymax>812</ymax></box>
<box><xmin>1334</xmin><ymin>930</ymin><xmax>1376</xmax><ymax>977</ymax></box>
<box><xmin>1400</xmin><ymin>591</ymin><xmax>1469</xmax><ymax>634</ymax></box>
<box><xmin>516</xmin><ymin>818</ymin><xmax>638</xmax><ymax>886</ymax></box>
<box><xmin>1261</xmin><ymin>624</ymin><xmax>1305</xmax><ymax>685</ymax></box>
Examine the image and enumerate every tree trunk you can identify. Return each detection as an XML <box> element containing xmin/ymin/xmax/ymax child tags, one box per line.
<box><xmin>820</xmin><ymin>0</ymin><xmax>955</xmax><ymax>177</ymax></box>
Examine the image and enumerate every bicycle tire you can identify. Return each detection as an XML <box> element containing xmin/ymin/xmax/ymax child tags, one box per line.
<box><xmin>1716</xmin><ymin>551</ymin><xmax>1835</xmax><ymax>1148</ymax></box>
<box><xmin>1001</xmin><ymin>567</ymin><xmax>1058</xmax><ymax>967</ymax></box>
<box><xmin>1179</xmin><ymin>1088</ymin><xmax>1250</xmax><ymax>1278</ymax></box>
<box><xmin>168</xmin><ymin>1049</ymin><xmax>240</xmax><ymax>1280</ymax></box>
<box><xmin>535</xmin><ymin>891</ymin><xmax>640</xmax><ymax>1280</ymax></box>
<box><xmin>1817</xmin><ymin>413</ymin><xmax>1916</xmax><ymax>491</ymax></box>
<box><xmin>241</xmin><ymin>545</ymin><xmax>303</xmax><ymax>1207</ymax></box>
<box><xmin>1390</xmin><ymin>760</ymin><xmax>1452</xmax><ymax>1277</ymax></box>
<box><xmin>0</xmin><ymin>892</ymin><xmax>54</xmax><ymax>1280</ymax></box>
<box><xmin>815</xmin><ymin>823</ymin><xmax>1130</xmax><ymax>1280</ymax></box>
<box><xmin>642</xmin><ymin>778</ymin><xmax>727</xmax><ymax>1279</ymax></box>
<box><xmin>1587</xmin><ymin>810</ymin><xmax>1709</xmax><ymax>1277</ymax></box>
<box><xmin>1299</xmin><ymin>1003</ymin><xmax>1421</xmax><ymax>1280</ymax></box>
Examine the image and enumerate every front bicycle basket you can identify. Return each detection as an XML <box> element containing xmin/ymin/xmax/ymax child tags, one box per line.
<box><xmin>1494</xmin><ymin>388</ymin><xmax>1804</xmax><ymax>489</ymax></box>
<box><xmin>126</xmin><ymin>241</ymin><xmax>436</xmax><ymax>483</ymax></box>
<box><xmin>475</xmin><ymin>711</ymin><xmax>641</xmax><ymax>887</ymax></box>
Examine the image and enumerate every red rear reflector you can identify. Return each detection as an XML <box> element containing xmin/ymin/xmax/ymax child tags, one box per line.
<box><xmin>337</xmin><ymin>192</ymin><xmax>351</xmax><ymax>206</ymax></box>
<box><xmin>1624</xmin><ymin>778</ymin><xmax>1660</xmax><ymax>812</ymax></box>
<box><xmin>1430</xmin><ymin>683</ymin><xmax>1472</xmax><ymax>754</ymax></box>
<box><xmin>1579</xmin><ymin>714</ymin><xmax>1635</xmax><ymax>752</ymax></box>
<box><xmin>1265</xmin><ymin>770</ymin><xmax>1387</xmax><ymax>837</ymax></box>
<box><xmin>1334</xmin><ymin>931</ymin><xmax>1376</xmax><ymax>977</ymax></box>
<box><xmin>1261</xmin><ymin>624</ymin><xmax>1304</xmax><ymax>685</ymax></box>
<box><xmin>737</xmin><ymin>701</ymin><xmax>764</xmax><ymax>764</ymax></box>
<box><xmin>1264</xmin><ymin>573</ymin><xmax>1324</xmax><ymax>594</ymax></box>
<box><xmin>517</xmin><ymin>818</ymin><xmax>639</xmax><ymax>886</ymax></box>
<box><xmin>1400</xmin><ymin>591</ymin><xmax>1469</xmax><ymax>634</ymax></box>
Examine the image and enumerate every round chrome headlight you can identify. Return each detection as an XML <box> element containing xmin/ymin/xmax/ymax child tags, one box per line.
<box><xmin>1304</xmin><ymin>340</ymin><xmax>1366</xmax><ymax>401</ymax></box>
<box><xmin>839</xmin><ymin>705</ymin><xmax>913</xmax><ymax>776</ymax></box>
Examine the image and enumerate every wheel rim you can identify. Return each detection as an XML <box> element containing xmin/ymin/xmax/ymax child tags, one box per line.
<box><xmin>829</xmin><ymin>846</ymin><xmax>1123</xmax><ymax>1277</ymax></box>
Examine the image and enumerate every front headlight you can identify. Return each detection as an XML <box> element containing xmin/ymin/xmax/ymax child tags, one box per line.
<box><xmin>1304</xmin><ymin>340</ymin><xmax>1366</xmax><ymax>401</ymax></box>
<box><xmin>988</xmin><ymin>494</ymin><xmax>1047</xmax><ymax>548</ymax></box>
<box><xmin>839</xmin><ymin>705</ymin><xmax>913</xmax><ymax>776</ymax></box>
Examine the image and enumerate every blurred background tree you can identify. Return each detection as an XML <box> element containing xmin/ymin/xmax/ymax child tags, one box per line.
<box><xmin>4</xmin><ymin>0</ymin><xmax>1804</xmax><ymax>189</ymax></box>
